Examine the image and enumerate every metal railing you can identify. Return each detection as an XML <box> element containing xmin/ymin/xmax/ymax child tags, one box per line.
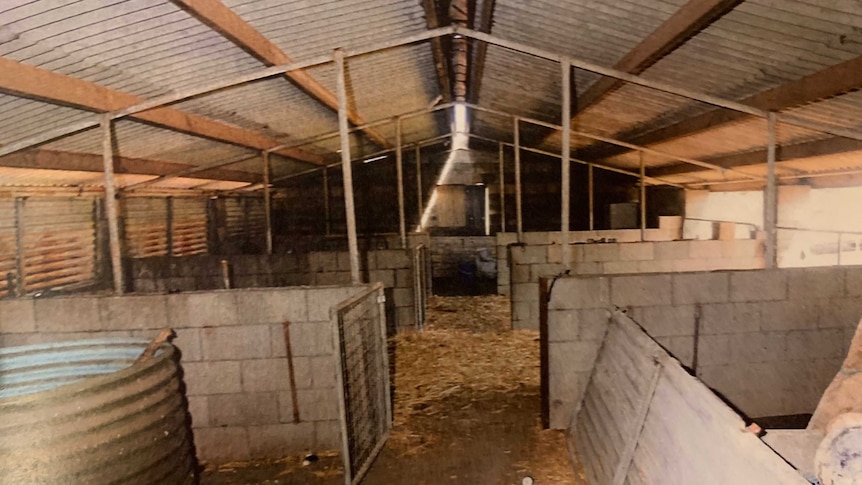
<box><xmin>332</xmin><ymin>283</ymin><xmax>392</xmax><ymax>485</ymax></box>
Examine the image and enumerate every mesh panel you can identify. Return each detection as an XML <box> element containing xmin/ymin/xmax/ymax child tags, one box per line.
<box><xmin>334</xmin><ymin>285</ymin><xmax>391</xmax><ymax>484</ymax></box>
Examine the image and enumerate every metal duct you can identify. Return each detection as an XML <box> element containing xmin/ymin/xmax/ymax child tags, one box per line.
<box><xmin>0</xmin><ymin>338</ymin><xmax>196</xmax><ymax>485</ymax></box>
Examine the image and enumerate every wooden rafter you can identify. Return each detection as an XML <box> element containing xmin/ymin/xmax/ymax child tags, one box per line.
<box><xmin>467</xmin><ymin>0</ymin><xmax>496</xmax><ymax>104</ymax></box>
<box><xmin>651</xmin><ymin>136</ymin><xmax>862</xmax><ymax>177</ymax></box>
<box><xmin>171</xmin><ymin>0</ymin><xmax>392</xmax><ymax>148</ymax></box>
<box><xmin>574</xmin><ymin>0</ymin><xmax>741</xmax><ymax>115</ymax></box>
<box><xmin>0</xmin><ymin>148</ymin><xmax>260</xmax><ymax>183</ymax></box>
<box><xmin>421</xmin><ymin>0</ymin><xmax>453</xmax><ymax>103</ymax></box>
<box><xmin>0</xmin><ymin>57</ymin><xmax>324</xmax><ymax>165</ymax></box>
<box><xmin>587</xmin><ymin>52</ymin><xmax>862</xmax><ymax>164</ymax></box>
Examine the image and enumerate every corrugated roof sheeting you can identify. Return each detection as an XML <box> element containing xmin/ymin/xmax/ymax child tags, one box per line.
<box><xmin>303</xmin><ymin>44</ymin><xmax>444</xmax><ymax>146</ymax></box>
<box><xmin>224</xmin><ymin>0</ymin><xmax>428</xmax><ymax>60</ymax></box>
<box><xmin>0</xmin><ymin>0</ymin><xmax>264</xmax><ymax>99</ymax></box>
<box><xmin>42</xmin><ymin>119</ymin><xmax>258</xmax><ymax>167</ymax></box>
<box><xmin>0</xmin><ymin>166</ymin><xmax>251</xmax><ymax>191</ymax></box>
<box><xmin>0</xmin><ymin>95</ymin><xmax>93</xmax><ymax>147</ymax></box>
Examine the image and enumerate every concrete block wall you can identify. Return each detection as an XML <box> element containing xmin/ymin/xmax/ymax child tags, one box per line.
<box><xmin>544</xmin><ymin>267</ymin><xmax>862</xmax><ymax>429</ymax></box>
<box><xmin>127</xmin><ymin>248</ymin><xmax>420</xmax><ymax>332</ymax></box>
<box><xmin>430</xmin><ymin>236</ymin><xmax>496</xmax><ymax>279</ymax></box>
<box><xmin>509</xmin><ymin>237</ymin><xmax>764</xmax><ymax>330</ymax></box>
<box><xmin>495</xmin><ymin>229</ymin><xmax>683</xmax><ymax>296</ymax></box>
<box><xmin>0</xmin><ymin>285</ymin><xmax>368</xmax><ymax>464</ymax></box>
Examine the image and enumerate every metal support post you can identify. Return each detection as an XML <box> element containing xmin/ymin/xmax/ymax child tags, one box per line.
<box><xmin>396</xmin><ymin>117</ymin><xmax>407</xmax><ymax>248</ymax></box>
<box><xmin>263</xmin><ymin>151</ymin><xmax>273</xmax><ymax>255</ymax></box>
<box><xmin>100</xmin><ymin>114</ymin><xmax>124</xmax><ymax>295</ymax></box>
<box><xmin>335</xmin><ymin>49</ymin><xmax>362</xmax><ymax>283</ymax></box>
<box><xmin>323</xmin><ymin>167</ymin><xmax>331</xmax><ymax>235</ymax></box>
<box><xmin>561</xmin><ymin>60</ymin><xmax>572</xmax><ymax>265</ymax></box>
<box><xmin>416</xmin><ymin>145</ymin><xmax>423</xmax><ymax>225</ymax></box>
<box><xmin>640</xmin><ymin>152</ymin><xmax>646</xmax><ymax>241</ymax></box>
<box><xmin>499</xmin><ymin>142</ymin><xmax>506</xmax><ymax>233</ymax></box>
<box><xmin>514</xmin><ymin>117</ymin><xmax>523</xmax><ymax>242</ymax></box>
<box><xmin>588</xmin><ymin>164</ymin><xmax>595</xmax><ymax>231</ymax></box>
<box><xmin>765</xmin><ymin>112</ymin><xmax>778</xmax><ymax>268</ymax></box>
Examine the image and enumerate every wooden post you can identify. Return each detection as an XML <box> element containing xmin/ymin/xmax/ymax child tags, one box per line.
<box><xmin>514</xmin><ymin>116</ymin><xmax>523</xmax><ymax>242</ymax></box>
<box><xmin>498</xmin><ymin>142</ymin><xmax>506</xmax><ymax>233</ymax></box>
<box><xmin>561</xmin><ymin>60</ymin><xmax>572</xmax><ymax>266</ymax></box>
<box><xmin>588</xmin><ymin>164</ymin><xmax>595</xmax><ymax>231</ymax></box>
<box><xmin>263</xmin><ymin>151</ymin><xmax>273</xmax><ymax>254</ymax></box>
<box><xmin>335</xmin><ymin>49</ymin><xmax>361</xmax><ymax>284</ymax></box>
<box><xmin>765</xmin><ymin>112</ymin><xmax>778</xmax><ymax>268</ymax></box>
<box><xmin>396</xmin><ymin>117</ymin><xmax>406</xmax><ymax>248</ymax></box>
<box><xmin>640</xmin><ymin>152</ymin><xmax>646</xmax><ymax>241</ymax></box>
<box><xmin>100</xmin><ymin>114</ymin><xmax>124</xmax><ymax>295</ymax></box>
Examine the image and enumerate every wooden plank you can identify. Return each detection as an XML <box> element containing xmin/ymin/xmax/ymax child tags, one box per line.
<box><xmin>650</xmin><ymin>136</ymin><xmax>862</xmax><ymax>177</ymax></box>
<box><xmin>0</xmin><ymin>56</ymin><xmax>324</xmax><ymax>165</ymax></box>
<box><xmin>588</xmin><ymin>52</ymin><xmax>862</xmax><ymax>162</ymax></box>
<box><xmin>575</xmin><ymin>0</ymin><xmax>741</xmax><ymax>113</ymax></box>
<box><xmin>172</xmin><ymin>0</ymin><xmax>392</xmax><ymax>148</ymax></box>
<box><xmin>0</xmin><ymin>148</ymin><xmax>260</xmax><ymax>183</ymax></box>
<box><xmin>467</xmin><ymin>0</ymin><xmax>496</xmax><ymax>104</ymax></box>
<box><xmin>421</xmin><ymin>0</ymin><xmax>453</xmax><ymax>103</ymax></box>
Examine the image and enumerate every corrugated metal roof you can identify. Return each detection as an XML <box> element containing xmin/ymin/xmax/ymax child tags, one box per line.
<box><xmin>2</xmin><ymin>0</ymin><xmax>862</xmax><ymax>190</ymax></box>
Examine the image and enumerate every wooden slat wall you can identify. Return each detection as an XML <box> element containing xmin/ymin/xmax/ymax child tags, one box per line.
<box><xmin>21</xmin><ymin>198</ymin><xmax>96</xmax><ymax>292</ymax></box>
<box><xmin>0</xmin><ymin>200</ymin><xmax>16</xmax><ymax>297</ymax></box>
<box><xmin>123</xmin><ymin>198</ymin><xmax>169</xmax><ymax>258</ymax></box>
<box><xmin>171</xmin><ymin>198</ymin><xmax>208</xmax><ymax>256</ymax></box>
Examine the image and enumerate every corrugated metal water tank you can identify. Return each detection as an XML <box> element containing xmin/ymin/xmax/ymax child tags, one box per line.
<box><xmin>0</xmin><ymin>338</ymin><xmax>196</xmax><ymax>484</ymax></box>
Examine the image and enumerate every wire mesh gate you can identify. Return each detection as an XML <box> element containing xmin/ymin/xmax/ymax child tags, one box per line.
<box><xmin>412</xmin><ymin>244</ymin><xmax>430</xmax><ymax>331</ymax></box>
<box><xmin>333</xmin><ymin>283</ymin><xmax>392</xmax><ymax>485</ymax></box>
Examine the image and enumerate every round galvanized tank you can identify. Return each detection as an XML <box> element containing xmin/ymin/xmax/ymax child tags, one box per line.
<box><xmin>0</xmin><ymin>338</ymin><xmax>196</xmax><ymax>484</ymax></box>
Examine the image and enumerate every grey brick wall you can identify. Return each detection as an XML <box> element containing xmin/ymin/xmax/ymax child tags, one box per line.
<box><xmin>506</xmin><ymin>233</ymin><xmax>764</xmax><ymax>330</ymax></box>
<box><xmin>127</xmin><ymin>248</ymin><xmax>421</xmax><ymax>332</ymax></box>
<box><xmin>545</xmin><ymin>267</ymin><xmax>862</xmax><ymax>429</ymax></box>
<box><xmin>0</xmin><ymin>285</ymin><xmax>368</xmax><ymax>464</ymax></box>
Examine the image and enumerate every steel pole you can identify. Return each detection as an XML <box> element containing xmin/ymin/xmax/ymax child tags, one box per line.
<box><xmin>416</xmin><ymin>144</ymin><xmax>423</xmax><ymax>226</ymax></box>
<box><xmin>765</xmin><ymin>112</ymin><xmax>778</xmax><ymax>268</ymax></box>
<box><xmin>396</xmin><ymin>117</ymin><xmax>407</xmax><ymax>248</ymax></box>
<box><xmin>561</xmin><ymin>60</ymin><xmax>572</xmax><ymax>265</ymax></box>
<box><xmin>498</xmin><ymin>142</ymin><xmax>506</xmax><ymax>233</ymax></box>
<box><xmin>514</xmin><ymin>117</ymin><xmax>523</xmax><ymax>242</ymax></box>
<box><xmin>323</xmin><ymin>167</ymin><xmax>331</xmax><ymax>235</ymax></box>
<box><xmin>100</xmin><ymin>114</ymin><xmax>124</xmax><ymax>294</ymax></box>
<box><xmin>335</xmin><ymin>49</ymin><xmax>362</xmax><ymax>283</ymax></box>
<box><xmin>263</xmin><ymin>151</ymin><xmax>273</xmax><ymax>254</ymax></box>
<box><xmin>640</xmin><ymin>152</ymin><xmax>647</xmax><ymax>241</ymax></box>
<box><xmin>588</xmin><ymin>164</ymin><xmax>595</xmax><ymax>231</ymax></box>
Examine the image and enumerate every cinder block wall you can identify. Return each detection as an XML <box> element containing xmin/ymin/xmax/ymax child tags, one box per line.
<box><xmin>0</xmin><ymin>285</ymin><xmax>367</xmax><ymax>464</ymax></box>
<box><xmin>430</xmin><ymin>236</ymin><xmax>496</xmax><ymax>279</ymax></box>
<box><xmin>127</xmin><ymin>248</ymin><xmax>419</xmax><ymax>332</ymax></box>
<box><xmin>508</xmin><ymin>236</ymin><xmax>764</xmax><ymax>330</ymax></box>
<box><xmin>545</xmin><ymin>267</ymin><xmax>862</xmax><ymax>429</ymax></box>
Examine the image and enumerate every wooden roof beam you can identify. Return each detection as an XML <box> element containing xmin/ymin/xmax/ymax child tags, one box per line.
<box><xmin>0</xmin><ymin>57</ymin><xmax>324</xmax><ymax>165</ymax></box>
<box><xmin>467</xmin><ymin>0</ymin><xmax>496</xmax><ymax>104</ymax></box>
<box><xmin>573</xmin><ymin>0</ymin><xmax>741</xmax><ymax>115</ymax></box>
<box><xmin>586</xmin><ymin>52</ymin><xmax>862</xmax><ymax>161</ymax></box>
<box><xmin>0</xmin><ymin>148</ymin><xmax>260</xmax><ymax>184</ymax></box>
<box><xmin>650</xmin><ymin>136</ymin><xmax>862</xmax><ymax>177</ymax></box>
<box><xmin>421</xmin><ymin>0</ymin><xmax>453</xmax><ymax>103</ymax></box>
<box><xmin>172</xmin><ymin>0</ymin><xmax>392</xmax><ymax>148</ymax></box>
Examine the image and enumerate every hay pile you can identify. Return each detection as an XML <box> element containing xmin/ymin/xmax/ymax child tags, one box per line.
<box><xmin>391</xmin><ymin>295</ymin><xmax>539</xmax><ymax>430</ymax></box>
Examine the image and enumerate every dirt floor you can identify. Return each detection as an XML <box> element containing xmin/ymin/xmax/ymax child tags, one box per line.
<box><xmin>201</xmin><ymin>295</ymin><xmax>586</xmax><ymax>485</ymax></box>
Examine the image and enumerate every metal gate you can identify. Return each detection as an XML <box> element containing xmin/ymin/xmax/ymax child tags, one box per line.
<box><xmin>333</xmin><ymin>283</ymin><xmax>392</xmax><ymax>485</ymax></box>
<box><xmin>412</xmin><ymin>244</ymin><xmax>430</xmax><ymax>330</ymax></box>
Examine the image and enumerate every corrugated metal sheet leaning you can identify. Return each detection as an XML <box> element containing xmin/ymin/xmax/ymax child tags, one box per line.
<box><xmin>0</xmin><ymin>337</ymin><xmax>196</xmax><ymax>484</ymax></box>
